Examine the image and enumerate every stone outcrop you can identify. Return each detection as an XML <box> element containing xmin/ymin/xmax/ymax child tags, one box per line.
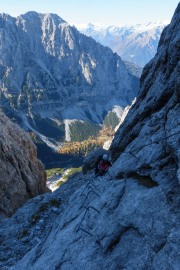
<box><xmin>0</xmin><ymin>111</ymin><xmax>48</xmax><ymax>217</ymax></box>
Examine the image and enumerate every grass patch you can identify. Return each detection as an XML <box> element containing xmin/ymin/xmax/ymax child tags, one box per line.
<box><xmin>46</xmin><ymin>168</ymin><xmax>65</xmax><ymax>178</ymax></box>
<box><xmin>62</xmin><ymin>167</ymin><xmax>82</xmax><ymax>181</ymax></box>
<box><xmin>56</xmin><ymin>181</ymin><xmax>64</xmax><ymax>187</ymax></box>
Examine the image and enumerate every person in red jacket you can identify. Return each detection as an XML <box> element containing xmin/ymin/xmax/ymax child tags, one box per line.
<box><xmin>95</xmin><ymin>154</ymin><xmax>112</xmax><ymax>176</ymax></box>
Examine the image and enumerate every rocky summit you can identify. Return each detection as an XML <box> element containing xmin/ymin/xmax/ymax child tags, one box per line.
<box><xmin>0</xmin><ymin>3</ymin><xmax>180</xmax><ymax>270</ymax></box>
<box><xmin>0</xmin><ymin>111</ymin><xmax>48</xmax><ymax>217</ymax></box>
<box><xmin>0</xmin><ymin>12</ymin><xmax>139</xmax><ymax>152</ymax></box>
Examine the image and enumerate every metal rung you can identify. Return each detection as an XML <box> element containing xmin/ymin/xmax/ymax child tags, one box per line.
<box><xmin>81</xmin><ymin>205</ymin><xmax>100</xmax><ymax>213</ymax></box>
<box><xmin>87</xmin><ymin>182</ymin><xmax>96</xmax><ymax>188</ymax></box>
<box><xmin>78</xmin><ymin>228</ymin><xmax>93</xmax><ymax>236</ymax></box>
<box><xmin>81</xmin><ymin>189</ymin><xmax>100</xmax><ymax>206</ymax></box>
<box><xmin>76</xmin><ymin>209</ymin><xmax>88</xmax><ymax>232</ymax></box>
<box><xmin>86</xmin><ymin>189</ymin><xmax>100</xmax><ymax>198</ymax></box>
<box><xmin>81</xmin><ymin>181</ymin><xmax>91</xmax><ymax>194</ymax></box>
<box><xmin>128</xmin><ymin>151</ymin><xmax>137</xmax><ymax>158</ymax></box>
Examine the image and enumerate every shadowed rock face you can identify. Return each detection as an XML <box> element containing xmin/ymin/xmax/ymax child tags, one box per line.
<box><xmin>110</xmin><ymin>3</ymin><xmax>180</xmax><ymax>174</ymax></box>
<box><xmin>0</xmin><ymin>111</ymin><xmax>48</xmax><ymax>217</ymax></box>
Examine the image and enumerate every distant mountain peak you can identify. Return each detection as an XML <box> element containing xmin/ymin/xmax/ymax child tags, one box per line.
<box><xmin>17</xmin><ymin>11</ymin><xmax>67</xmax><ymax>24</ymax></box>
<box><xmin>79</xmin><ymin>21</ymin><xmax>169</xmax><ymax>67</ymax></box>
<box><xmin>77</xmin><ymin>20</ymin><xmax>169</xmax><ymax>31</ymax></box>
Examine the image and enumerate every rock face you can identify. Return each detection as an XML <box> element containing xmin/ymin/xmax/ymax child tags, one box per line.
<box><xmin>110</xmin><ymin>5</ymin><xmax>180</xmax><ymax>166</ymax></box>
<box><xmin>0</xmin><ymin>4</ymin><xmax>180</xmax><ymax>270</ymax></box>
<box><xmin>0</xmin><ymin>111</ymin><xmax>47</xmax><ymax>217</ymax></box>
<box><xmin>0</xmin><ymin>12</ymin><xmax>139</xmax><ymax>147</ymax></box>
<box><xmin>80</xmin><ymin>21</ymin><xmax>168</xmax><ymax>67</ymax></box>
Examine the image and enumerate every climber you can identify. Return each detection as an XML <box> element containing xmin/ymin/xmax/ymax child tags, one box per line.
<box><xmin>95</xmin><ymin>154</ymin><xmax>112</xmax><ymax>176</ymax></box>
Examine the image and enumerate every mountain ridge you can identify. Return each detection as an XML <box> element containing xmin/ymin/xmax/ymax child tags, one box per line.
<box><xmin>79</xmin><ymin>21</ymin><xmax>169</xmax><ymax>67</ymax></box>
<box><xmin>0</xmin><ymin>11</ymin><xmax>139</xmax><ymax>167</ymax></box>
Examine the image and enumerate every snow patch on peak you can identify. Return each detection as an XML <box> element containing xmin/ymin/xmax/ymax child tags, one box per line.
<box><xmin>77</xmin><ymin>21</ymin><xmax>169</xmax><ymax>33</ymax></box>
<box><xmin>130</xmin><ymin>21</ymin><xmax>169</xmax><ymax>33</ymax></box>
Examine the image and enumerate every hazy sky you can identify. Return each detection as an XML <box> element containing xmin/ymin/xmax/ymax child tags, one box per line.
<box><xmin>0</xmin><ymin>0</ymin><xmax>179</xmax><ymax>26</ymax></box>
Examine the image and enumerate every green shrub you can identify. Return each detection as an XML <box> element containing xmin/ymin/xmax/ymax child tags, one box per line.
<box><xmin>46</xmin><ymin>168</ymin><xmax>64</xmax><ymax>178</ymax></box>
<box><xmin>56</xmin><ymin>181</ymin><xmax>64</xmax><ymax>187</ymax></box>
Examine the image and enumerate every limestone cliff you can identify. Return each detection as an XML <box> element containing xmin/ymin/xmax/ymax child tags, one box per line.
<box><xmin>0</xmin><ymin>111</ymin><xmax>47</xmax><ymax>217</ymax></box>
<box><xmin>110</xmin><ymin>3</ymin><xmax>180</xmax><ymax>171</ymax></box>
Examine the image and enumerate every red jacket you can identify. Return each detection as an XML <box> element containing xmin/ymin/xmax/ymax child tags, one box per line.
<box><xmin>98</xmin><ymin>160</ymin><xmax>112</xmax><ymax>172</ymax></box>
